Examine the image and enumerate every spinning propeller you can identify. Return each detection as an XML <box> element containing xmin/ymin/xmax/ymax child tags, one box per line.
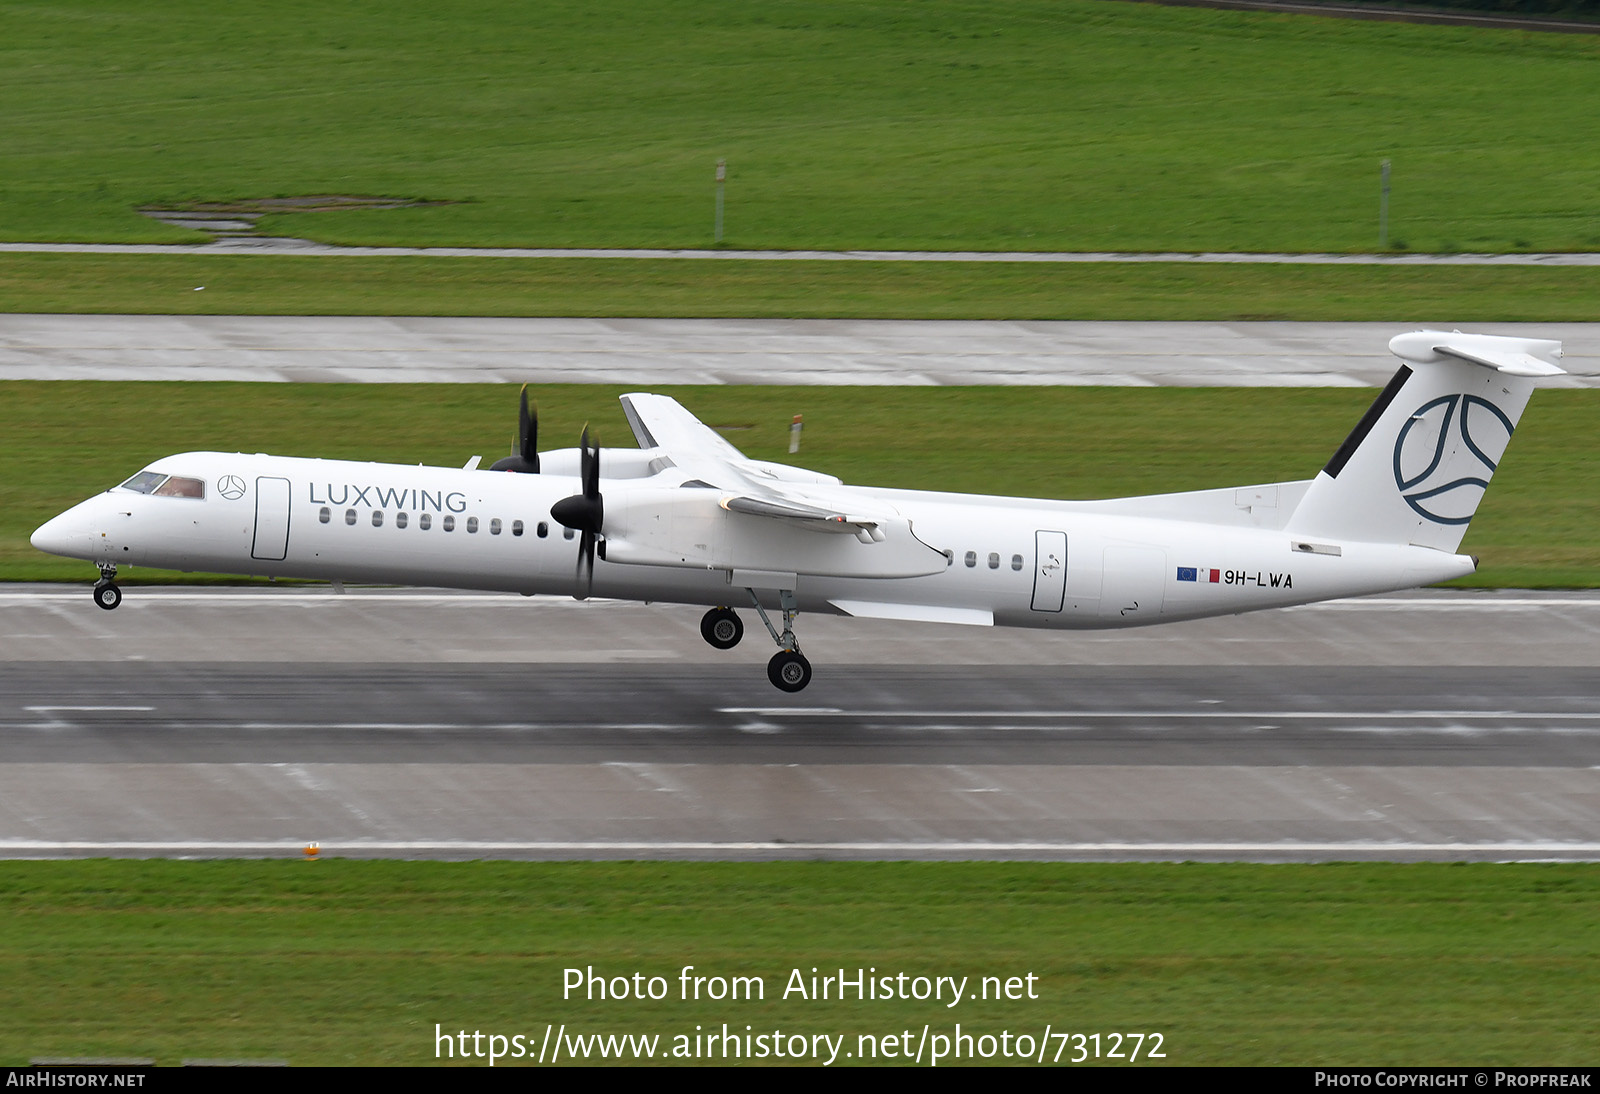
<box><xmin>488</xmin><ymin>385</ymin><xmax>540</xmax><ymax>473</ymax></box>
<box><xmin>550</xmin><ymin>428</ymin><xmax>603</xmax><ymax>598</ymax></box>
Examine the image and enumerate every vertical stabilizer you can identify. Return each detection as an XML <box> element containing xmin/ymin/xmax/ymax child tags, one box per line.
<box><xmin>1286</xmin><ymin>331</ymin><xmax>1563</xmax><ymax>551</ymax></box>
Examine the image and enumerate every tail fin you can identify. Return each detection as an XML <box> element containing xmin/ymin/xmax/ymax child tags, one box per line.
<box><xmin>1286</xmin><ymin>331</ymin><xmax>1564</xmax><ymax>551</ymax></box>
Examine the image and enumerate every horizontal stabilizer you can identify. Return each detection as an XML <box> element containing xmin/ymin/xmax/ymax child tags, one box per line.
<box><xmin>1389</xmin><ymin>331</ymin><xmax>1566</xmax><ymax>377</ymax></box>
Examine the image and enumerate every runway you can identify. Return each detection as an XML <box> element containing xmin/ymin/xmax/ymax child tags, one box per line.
<box><xmin>3</xmin><ymin>315</ymin><xmax>1596</xmax><ymax>386</ymax></box>
<box><xmin>6</xmin><ymin>314</ymin><xmax>1594</xmax><ymax>861</ymax></box>
<box><xmin>3</xmin><ymin>587</ymin><xmax>1597</xmax><ymax>861</ymax></box>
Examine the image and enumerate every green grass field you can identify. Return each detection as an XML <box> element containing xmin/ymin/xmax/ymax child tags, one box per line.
<box><xmin>7</xmin><ymin>0</ymin><xmax>1600</xmax><ymax>254</ymax></box>
<box><xmin>1</xmin><ymin>860</ymin><xmax>1595</xmax><ymax>1067</ymax></box>
<box><xmin>8</xmin><ymin>381</ymin><xmax>1597</xmax><ymax>586</ymax></box>
<box><xmin>8</xmin><ymin>253</ymin><xmax>1600</xmax><ymax>320</ymax></box>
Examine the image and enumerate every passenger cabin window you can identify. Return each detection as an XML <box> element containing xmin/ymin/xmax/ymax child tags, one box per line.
<box><xmin>345</xmin><ymin>509</ymin><xmax>357</xmax><ymax>526</ymax></box>
<box><xmin>537</xmin><ymin>522</ymin><xmax>548</xmax><ymax>538</ymax></box>
<box><xmin>988</xmin><ymin>552</ymin><xmax>1000</xmax><ymax>570</ymax></box>
<box><xmin>563</xmin><ymin>527</ymin><xmax>575</xmax><ymax>541</ymax></box>
<box><xmin>319</xmin><ymin>507</ymin><xmax>331</xmax><ymax>524</ymax></box>
<box><xmin>420</xmin><ymin>513</ymin><xmax>432</xmax><ymax>531</ymax></box>
<box><xmin>443</xmin><ymin>515</ymin><xmax>456</xmax><ymax>532</ymax></box>
<box><xmin>964</xmin><ymin>551</ymin><xmax>977</xmax><ymax>568</ymax></box>
<box><xmin>490</xmin><ymin>519</ymin><xmax>502</xmax><ymax>535</ymax></box>
<box><xmin>396</xmin><ymin>512</ymin><xmax>408</xmax><ymax>529</ymax></box>
<box><xmin>466</xmin><ymin>517</ymin><xmax>479</xmax><ymax>534</ymax></box>
<box><xmin>512</xmin><ymin>520</ymin><xmax>524</xmax><ymax>537</ymax></box>
<box><xmin>1011</xmin><ymin>553</ymin><xmax>1024</xmax><ymax>571</ymax></box>
<box><xmin>372</xmin><ymin>511</ymin><xmax>384</xmax><ymax>527</ymax></box>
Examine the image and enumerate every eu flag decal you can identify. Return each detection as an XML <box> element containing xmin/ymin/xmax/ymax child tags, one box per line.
<box><xmin>1176</xmin><ymin>567</ymin><xmax>1197</xmax><ymax>582</ymax></box>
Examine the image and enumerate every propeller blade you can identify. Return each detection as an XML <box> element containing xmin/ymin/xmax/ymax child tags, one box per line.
<box><xmin>488</xmin><ymin>385</ymin><xmax>540</xmax><ymax>473</ymax></box>
<box><xmin>577</xmin><ymin>531</ymin><xmax>596</xmax><ymax>600</ymax></box>
<box><xmin>581</xmin><ymin>427</ymin><xmax>600</xmax><ymax>499</ymax></box>
<box><xmin>519</xmin><ymin>385</ymin><xmax>539</xmax><ymax>469</ymax></box>
<box><xmin>553</xmin><ymin>426</ymin><xmax>604</xmax><ymax>599</ymax></box>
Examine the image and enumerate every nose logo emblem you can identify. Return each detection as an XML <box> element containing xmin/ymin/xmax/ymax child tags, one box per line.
<box><xmin>1392</xmin><ymin>394</ymin><xmax>1513</xmax><ymax>525</ymax></box>
<box><xmin>217</xmin><ymin>475</ymin><xmax>247</xmax><ymax>500</ymax></box>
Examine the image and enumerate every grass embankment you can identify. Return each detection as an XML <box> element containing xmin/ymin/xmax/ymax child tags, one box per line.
<box><xmin>7</xmin><ymin>1</ymin><xmax>1600</xmax><ymax>253</ymax></box>
<box><xmin>7</xmin><ymin>382</ymin><xmax>1596</xmax><ymax>586</ymax></box>
<box><xmin>8</xmin><ymin>253</ymin><xmax>1600</xmax><ymax>320</ymax></box>
<box><xmin>1</xmin><ymin>861</ymin><xmax>1595</xmax><ymax>1066</ymax></box>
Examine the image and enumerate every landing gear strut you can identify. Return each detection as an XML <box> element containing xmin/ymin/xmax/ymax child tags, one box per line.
<box><xmin>746</xmin><ymin>588</ymin><xmax>812</xmax><ymax>693</ymax></box>
<box><xmin>93</xmin><ymin>564</ymin><xmax>121</xmax><ymax>611</ymax></box>
<box><xmin>699</xmin><ymin>606</ymin><xmax>744</xmax><ymax>650</ymax></box>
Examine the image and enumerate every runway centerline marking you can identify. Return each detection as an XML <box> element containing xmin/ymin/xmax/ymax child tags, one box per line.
<box><xmin>24</xmin><ymin>705</ymin><xmax>154</xmax><ymax>712</ymax></box>
<box><xmin>8</xmin><ymin>713</ymin><xmax>1594</xmax><ymax>735</ymax></box>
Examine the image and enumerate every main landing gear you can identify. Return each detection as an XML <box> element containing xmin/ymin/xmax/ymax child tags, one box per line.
<box><xmin>92</xmin><ymin>564</ymin><xmax>121</xmax><ymax>611</ymax></box>
<box><xmin>696</xmin><ymin>591</ymin><xmax>813</xmax><ymax>692</ymax></box>
<box><xmin>699</xmin><ymin>606</ymin><xmax>744</xmax><ymax>650</ymax></box>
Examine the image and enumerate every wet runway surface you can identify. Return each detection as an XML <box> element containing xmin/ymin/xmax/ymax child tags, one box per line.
<box><xmin>5</xmin><ymin>662</ymin><xmax>1598</xmax><ymax>769</ymax></box>
<box><xmin>2</xmin><ymin>588</ymin><xmax>1596</xmax><ymax>861</ymax></box>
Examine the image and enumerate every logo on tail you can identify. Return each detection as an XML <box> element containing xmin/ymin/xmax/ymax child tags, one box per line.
<box><xmin>1392</xmin><ymin>394</ymin><xmax>1514</xmax><ymax>525</ymax></box>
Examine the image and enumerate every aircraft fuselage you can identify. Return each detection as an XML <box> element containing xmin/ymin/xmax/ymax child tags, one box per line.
<box><xmin>32</xmin><ymin>450</ymin><xmax>1474</xmax><ymax>630</ymax></box>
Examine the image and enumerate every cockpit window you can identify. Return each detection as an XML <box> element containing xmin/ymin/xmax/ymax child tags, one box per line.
<box><xmin>117</xmin><ymin>471</ymin><xmax>205</xmax><ymax>498</ymax></box>
<box><xmin>153</xmin><ymin>476</ymin><xmax>205</xmax><ymax>498</ymax></box>
<box><xmin>118</xmin><ymin>471</ymin><xmax>167</xmax><ymax>494</ymax></box>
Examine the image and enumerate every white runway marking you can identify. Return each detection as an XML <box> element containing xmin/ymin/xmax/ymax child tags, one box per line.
<box><xmin>7</xmin><ymin>714</ymin><xmax>1591</xmax><ymax>735</ymax></box>
<box><xmin>721</xmin><ymin>709</ymin><xmax>1600</xmax><ymax>721</ymax></box>
<box><xmin>24</xmin><ymin>705</ymin><xmax>154</xmax><ymax>713</ymax></box>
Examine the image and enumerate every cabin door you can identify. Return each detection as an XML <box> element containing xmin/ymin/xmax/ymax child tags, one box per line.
<box><xmin>1031</xmin><ymin>530</ymin><xmax>1067</xmax><ymax>612</ymax></box>
<box><xmin>251</xmin><ymin>477</ymin><xmax>292</xmax><ymax>561</ymax></box>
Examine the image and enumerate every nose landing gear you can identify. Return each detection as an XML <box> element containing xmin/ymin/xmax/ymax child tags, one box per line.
<box><xmin>93</xmin><ymin>564</ymin><xmax>121</xmax><ymax>611</ymax></box>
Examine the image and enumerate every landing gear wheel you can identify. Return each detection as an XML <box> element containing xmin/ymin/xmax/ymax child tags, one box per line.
<box><xmin>700</xmin><ymin>606</ymin><xmax>744</xmax><ymax>650</ymax></box>
<box><xmin>767</xmin><ymin>650</ymin><xmax>812</xmax><ymax>693</ymax></box>
<box><xmin>93</xmin><ymin>581</ymin><xmax>122</xmax><ymax>611</ymax></box>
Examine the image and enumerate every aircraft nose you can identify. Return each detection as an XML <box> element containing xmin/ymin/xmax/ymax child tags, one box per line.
<box><xmin>31</xmin><ymin>507</ymin><xmax>90</xmax><ymax>559</ymax></box>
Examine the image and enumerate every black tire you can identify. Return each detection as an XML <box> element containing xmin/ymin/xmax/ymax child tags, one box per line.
<box><xmin>767</xmin><ymin>650</ymin><xmax>812</xmax><ymax>692</ymax></box>
<box><xmin>700</xmin><ymin>606</ymin><xmax>744</xmax><ymax>650</ymax></box>
<box><xmin>93</xmin><ymin>582</ymin><xmax>122</xmax><ymax>611</ymax></box>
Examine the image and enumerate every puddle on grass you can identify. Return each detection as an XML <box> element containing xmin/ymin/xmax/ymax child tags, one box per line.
<box><xmin>138</xmin><ymin>195</ymin><xmax>453</xmax><ymax>240</ymax></box>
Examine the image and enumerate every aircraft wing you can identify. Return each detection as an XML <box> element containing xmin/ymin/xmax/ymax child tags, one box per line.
<box><xmin>601</xmin><ymin>394</ymin><xmax>945</xmax><ymax>580</ymax></box>
<box><xmin>618</xmin><ymin>392</ymin><xmax>885</xmax><ymax>537</ymax></box>
<box><xmin>620</xmin><ymin>392</ymin><xmax>747</xmax><ymax>462</ymax></box>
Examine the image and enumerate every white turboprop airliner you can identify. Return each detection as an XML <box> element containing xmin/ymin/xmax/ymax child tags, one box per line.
<box><xmin>32</xmin><ymin>330</ymin><xmax>1565</xmax><ymax>691</ymax></box>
